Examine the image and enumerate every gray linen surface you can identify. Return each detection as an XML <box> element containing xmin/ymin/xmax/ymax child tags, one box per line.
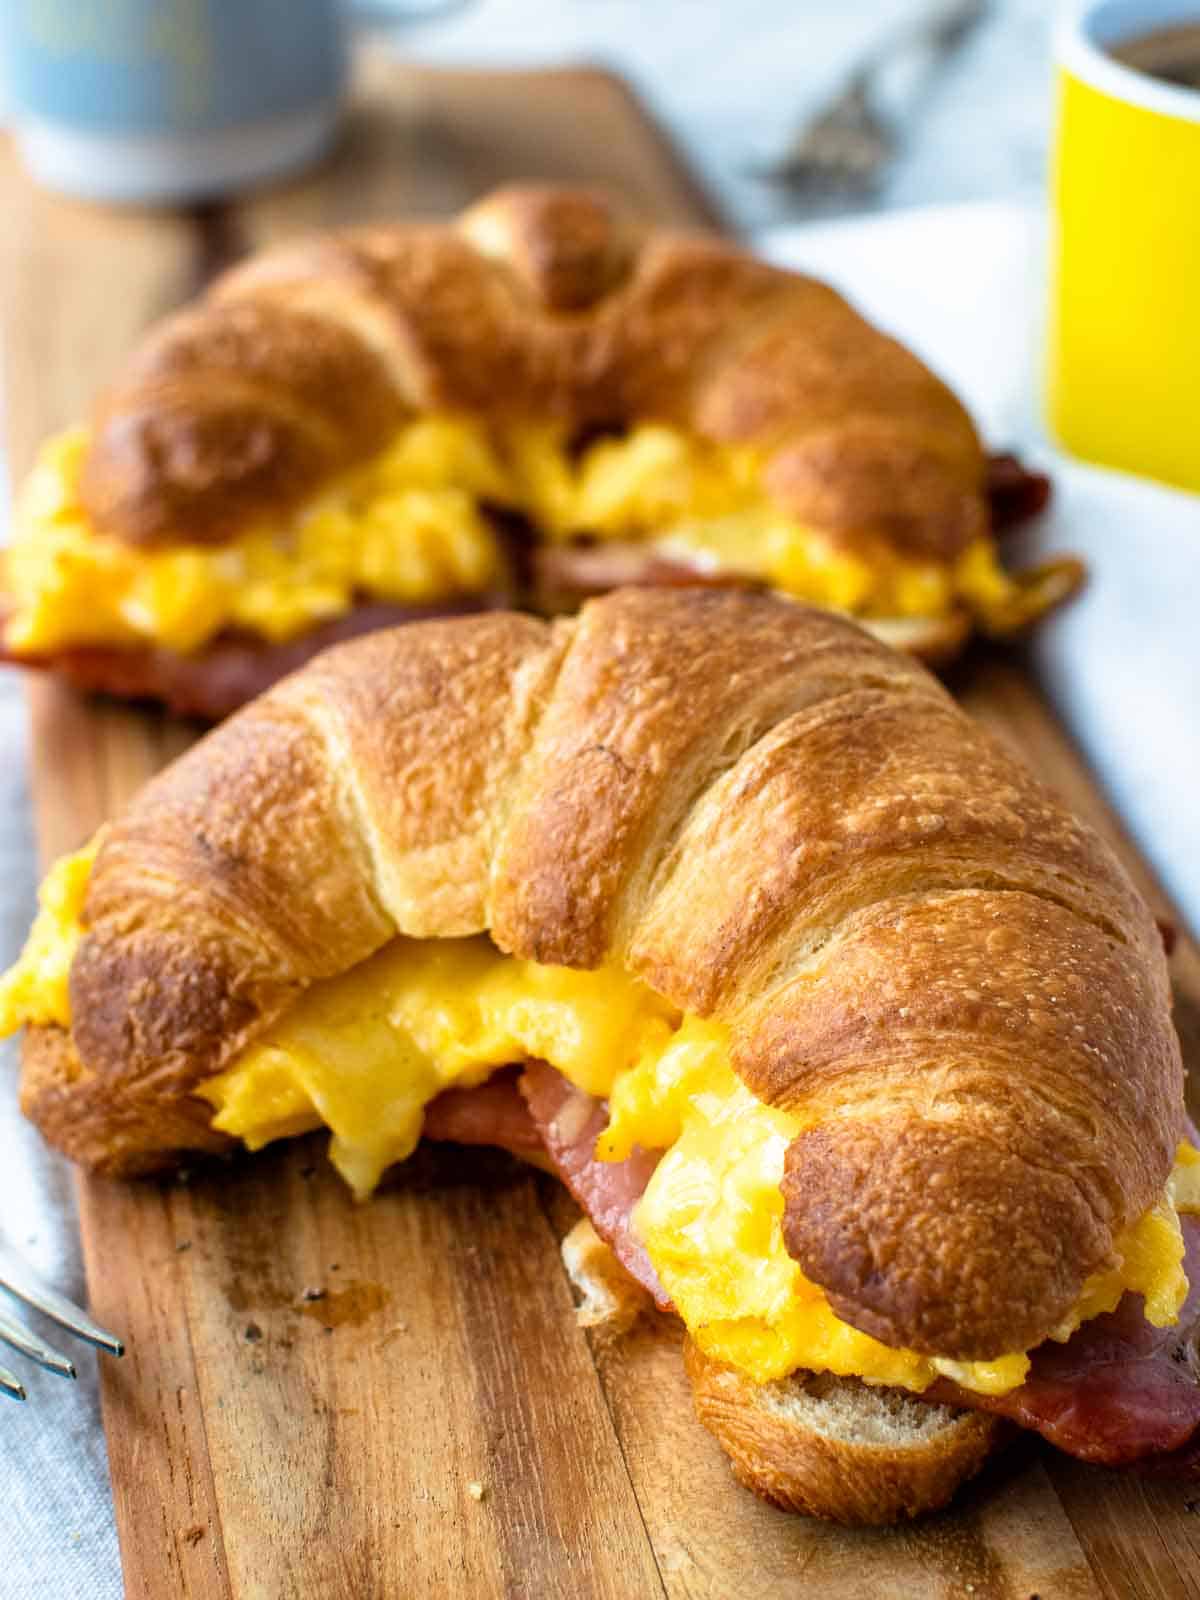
<box><xmin>0</xmin><ymin>674</ymin><xmax>121</xmax><ymax>1599</ymax></box>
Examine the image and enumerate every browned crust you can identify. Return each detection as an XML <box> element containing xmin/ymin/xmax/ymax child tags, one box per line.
<box><xmin>66</xmin><ymin>610</ymin><xmax>563</xmax><ymax>1112</ymax></box>
<box><xmin>21</xmin><ymin>1024</ymin><xmax>232</xmax><ymax>1177</ymax></box>
<box><xmin>683</xmin><ymin>1338</ymin><xmax>1006</xmax><ymax>1524</ymax></box>
<box><xmin>490</xmin><ymin>590</ymin><xmax>942</xmax><ymax>969</ymax></box>
<box><xmin>21</xmin><ymin>590</ymin><xmax>1183</xmax><ymax>1362</ymax></box>
<box><xmin>772</xmin><ymin>891</ymin><xmax>1174</xmax><ymax>1357</ymax></box>
<box><xmin>560</xmin><ymin>1217</ymin><xmax>653</xmax><ymax>1338</ymax></box>
<box><xmin>76</xmin><ymin>185</ymin><xmax>986</xmax><ymax>566</ymax></box>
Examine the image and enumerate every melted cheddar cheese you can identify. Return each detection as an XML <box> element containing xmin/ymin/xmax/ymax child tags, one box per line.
<box><xmin>5</xmin><ymin>842</ymin><xmax>1195</xmax><ymax>1399</ymax></box>
<box><xmin>4</xmin><ymin>419</ymin><xmax>1036</xmax><ymax>656</ymax></box>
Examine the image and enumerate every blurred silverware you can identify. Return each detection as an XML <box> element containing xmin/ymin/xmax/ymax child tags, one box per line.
<box><xmin>752</xmin><ymin>0</ymin><xmax>990</xmax><ymax>199</ymax></box>
<box><xmin>0</xmin><ymin>1243</ymin><xmax>122</xmax><ymax>1402</ymax></box>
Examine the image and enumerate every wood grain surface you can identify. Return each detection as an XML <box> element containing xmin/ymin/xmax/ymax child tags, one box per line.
<box><xmin>2</xmin><ymin>49</ymin><xmax>1197</xmax><ymax>1600</ymax></box>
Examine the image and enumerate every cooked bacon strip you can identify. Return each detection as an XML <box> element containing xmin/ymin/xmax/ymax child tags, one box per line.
<box><xmin>985</xmin><ymin>451</ymin><xmax>1052</xmax><ymax>533</ymax></box>
<box><xmin>519</xmin><ymin>1061</ymin><xmax>670</xmax><ymax>1308</ymax></box>
<box><xmin>531</xmin><ymin>543</ymin><xmax>756</xmax><ymax>612</ymax></box>
<box><xmin>2</xmin><ymin>596</ymin><xmax>507</xmax><ymax>721</ymax></box>
<box><xmin>421</xmin><ymin>1069</ymin><xmax>545</xmax><ymax>1161</ymax></box>
<box><xmin>925</xmin><ymin>1212</ymin><xmax>1200</xmax><ymax>1467</ymax></box>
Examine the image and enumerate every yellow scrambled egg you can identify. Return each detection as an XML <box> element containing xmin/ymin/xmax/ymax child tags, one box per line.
<box><xmin>5</xmin><ymin>842</ymin><xmax>1195</xmax><ymax>1398</ymax></box>
<box><xmin>0</xmin><ymin>836</ymin><xmax>99</xmax><ymax>1029</ymax></box>
<box><xmin>4</xmin><ymin>418</ymin><xmax>1032</xmax><ymax>656</ymax></box>
<box><xmin>3</xmin><ymin>424</ymin><xmax>511</xmax><ymax>655</ymax></box>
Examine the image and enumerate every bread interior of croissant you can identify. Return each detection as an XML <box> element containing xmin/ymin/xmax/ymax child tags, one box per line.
<box><xmin>559</xmin><ymin>1216</ymin><xmax>1007</xmax><ymax>1526</ymax></box>
<box><xmin>3</xmin><ymin>844</ymin><xmax>1195</xmax><ymax>1416</ymax></box>
<box><xmin>4</xmin><ymin>416</ymin><xmax>1048</xmax><ymax>662</ymax></box>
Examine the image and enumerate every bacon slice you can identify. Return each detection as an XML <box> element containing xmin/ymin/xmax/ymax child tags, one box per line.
<box><xmin>531</xmin><ymin>543</ymin><xmax>756</xmax><ymax>612</ymax></box>
<box><xmin>421</xmin><ymin>1069</ymin><xmax>545</xmax><ymax>1162</ymax></box>
<box><xmin>518</xmin><ymin>1061</ymin><xmax>669</xmax><ymax>1308</ymax></box>
<box><xmin>2</xmin><ymin>596</ymin><xmax>507</xmax><ymax>721</ymax></box>
<box><xmin>985</xmin><ymin>451</ymin><xmax>1052</xmax><ymax>533</ymax></box>
<box><xmin>924</xmin><ymin>1212</ymin><xmax>1200</xmax><ymax>1467</ymax></box>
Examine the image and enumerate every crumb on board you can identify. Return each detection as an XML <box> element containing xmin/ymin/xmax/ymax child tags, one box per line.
<box><xmin>467</xmin><ymin>1481</ymin><xmax>486</xmax><ymax>1503</ymax></box>
<box><xmin>300</xmin><ymin>1286</ymin><xmax>326</xmax><ymax>1303</ymax></box>
<box><xmin>182</xmin><ymin>1525</ymin><xmax>205</xmax><ymax>1547</ymax></box>
<box><xmin>243</xmin><ymin>1322</ymin><xmax>263</xmax><ymax>1344</ymax></box>
<box><xmin>174</xmin><ymin>1240</ymin><xmax>192</xmax><ymax>1253</ymax></box>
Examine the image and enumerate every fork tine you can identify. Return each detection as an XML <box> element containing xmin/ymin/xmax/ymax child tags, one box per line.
<box><xmin>0</xmin><ymin>1245</ymin><xmax>123</xmax><ymax>1357</ymax></box>
<box><xmin>0</xmin><ymin>1364</ymin><xmax>26</xmax><ymax>1402</ymax></box>
<box><xmin>0</xmin><ymin>1306</ymin><xmax>76</xmax><ymax>1379</ymax></box>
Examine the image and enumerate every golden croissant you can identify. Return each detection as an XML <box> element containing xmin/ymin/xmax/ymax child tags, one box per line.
<box><xmin>0</xmin><ymin>186</ymin><xmax>1078</xmax><ymax>719</ymax></box>
<box><xmin>3</xmin><ymin>589</ymin><xmax>1190</xmax><ymax>1524</ymax></box>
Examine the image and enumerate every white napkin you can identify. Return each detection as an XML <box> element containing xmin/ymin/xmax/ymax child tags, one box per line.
<box><xmin>759</xmin><ymin>202</ymin><xmax>1200</xmax><ymax>937</ymax></box>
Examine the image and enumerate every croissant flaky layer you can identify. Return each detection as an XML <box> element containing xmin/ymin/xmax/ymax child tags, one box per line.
<box><xmin>17</xmin><ymin>590</ymin><xmax>1182</xmax><ymax>1361</ymax></box>
<box><xmin>79</xmin><ymin>187</ymin><xmax>984</xmax><ymax>562</ymax></box>
<box><xmin>2</xmin><ymin>186</ymin><xmax>1083</xmax><ymax>717</ymax></box>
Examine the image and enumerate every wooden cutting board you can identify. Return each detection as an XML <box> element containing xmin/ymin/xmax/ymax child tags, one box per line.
<box><xmin>3</xmin><ymin>49</ymin><xmax>1198</xmax><ymax>1600</ymax></box>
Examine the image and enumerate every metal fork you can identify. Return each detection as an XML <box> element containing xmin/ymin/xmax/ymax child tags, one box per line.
<box><xmin>752</xmin><ymin>0</ymin><xmax>990</xmax><ymax>199</ymax></box>
<box><xmin>0</xmin><ymin>1242</ymin><xmax>123</xmax><ymax>1401</ymax></box>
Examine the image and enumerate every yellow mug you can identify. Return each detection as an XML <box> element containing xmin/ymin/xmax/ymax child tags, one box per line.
<box><xmin>1049</xmin><ymin>1</ymin><xmax>1200</xmax><ymax>492</ymax></box>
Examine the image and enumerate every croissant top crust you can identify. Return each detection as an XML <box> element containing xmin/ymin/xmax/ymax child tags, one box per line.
<box><xmin>77</xmin><ymin>185</ymin><xmax>986</xmax><ymax>565</ymax></box>
<box><xmin>18</xmin><ymin>590</ymin><xmax>1181</xmax><ymax>1364</ymax></box>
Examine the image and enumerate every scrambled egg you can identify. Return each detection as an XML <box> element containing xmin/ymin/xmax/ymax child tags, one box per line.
<box><xmin>197</xmin><ymin>938</ymin><xmax>677</xmax><ymax>1201</ymax></box>
<box><xmin>0</xmin><ymin>837</ymin><xmax>99</xmax><ymax>1031</ymax></box>
<box><xmin>620</xmin><ymin>1041</ymin><xmax>1197</xmax><ymax>1392</ymax></box>
<box><xmin>4</xmin><ymin>418</ymin><xmax>1034</xmax><ymax>656</ymax></box>
<box><xmin>3</xmin><ymin>424</ymin><xmax>511</xmax><ymax>655</ymax></box>
<box><xmin>5</xmin><ymin>842</ymin><xmax>1195</xmax><ymax>1399</ymax></box>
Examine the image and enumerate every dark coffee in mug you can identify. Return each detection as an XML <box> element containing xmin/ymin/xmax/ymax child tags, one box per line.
<box><xmin>1109</xmin><ymin>20</ymin><xmax>1200</xmax><ymax>87</ymax></box>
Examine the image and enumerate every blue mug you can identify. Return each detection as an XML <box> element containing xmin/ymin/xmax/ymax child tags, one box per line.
<box><xmin>1</xmin><ymin>0</ymin><xmax>350</xmax><ymax>203</ymax></box>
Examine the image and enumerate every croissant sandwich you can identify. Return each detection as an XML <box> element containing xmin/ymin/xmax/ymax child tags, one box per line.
<box><xmin>2</xmin><ymin>589</ymin><xmax>1192</xmax><ymax>1525</ymax></box>
<box><xmin>0</xmin><ymin>186</ymin><xmax>1076</xmax><ymax>721</ymax></box>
